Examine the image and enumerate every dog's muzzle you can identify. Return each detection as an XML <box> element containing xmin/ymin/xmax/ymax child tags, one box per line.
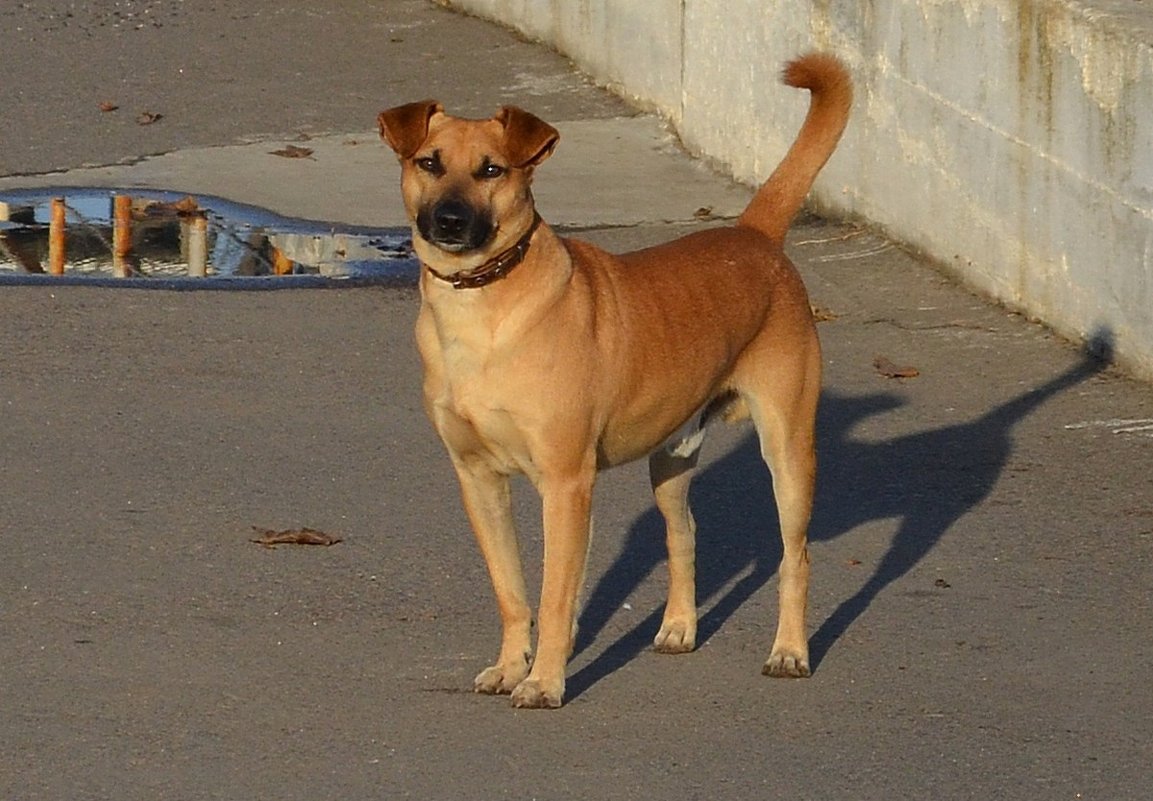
<box><xmin>417</xmin><ymin>198</ymin><xmax>494</xmax><ymax>253</ymax></box>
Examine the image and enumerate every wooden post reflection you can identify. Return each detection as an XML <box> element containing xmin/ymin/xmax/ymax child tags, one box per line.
<box><xmin>112</xmin><ymin>194</ymin><xmax>133</xmax><ymax>277</ymax></box>
<box><xmin>187</xmin><ymin>212</ymin><xmax>208</xmax><ymax>276</ymax></box>
<box><xmin>48</xmin><ymin>197</ymin><xmax>66</xmax><ymax>275</ymax></box>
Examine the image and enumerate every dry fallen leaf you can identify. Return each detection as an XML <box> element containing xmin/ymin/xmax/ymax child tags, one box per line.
<box><xmin>873</xmin><ymin>355</ymin><xmax>920</xmax><ymax>379</ymax></box>
<box><xmin>250</xmin><ymin>526</ymin><xmax>342</xmax><ymax>548</ymax></box>
<box><xmin>99</xmin><ymin>101</ymin><xmax>120</xmax><ymax>113</ymax></box>
<box><xmin>811</xmin><ymin>305</ymin><xmax>839</xmax><ymax>322</ymax></box>
<box><xmin>269</xmin><ymin>144</ymin><xmax>315</xmax><ymax>159</ymax></box>
<box><xmin>136</xmin><ymin>111</ymin><xmax>163</xmax><ymax>125</ymax></box>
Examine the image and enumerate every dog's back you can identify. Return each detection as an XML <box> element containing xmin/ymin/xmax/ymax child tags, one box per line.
<box><xmin>561</xmin><ymin>53</ymin><xmax>852</xmax><ymax>465</ymax></box>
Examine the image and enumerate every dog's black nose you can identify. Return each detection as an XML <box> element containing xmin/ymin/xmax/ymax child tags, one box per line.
<box><xmin>433</xmin><ymin>200</ymin><xmax>472</xmax><ymax>237</ymax></box>
<box><xmin>418</xmin><ymin>198</ymin><xmax>493</xmax><ymax>252</ymax></box>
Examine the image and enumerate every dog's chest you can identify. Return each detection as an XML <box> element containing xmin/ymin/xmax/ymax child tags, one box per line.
<box><xmin>421</xmin><ymin>331</ymin><xmax>539</xmax><ymax>474</ymax></box>
<box><xmin>433</xmin><ymin>388</ymin><xmax>536</xmax><ymax>477</ymax></box>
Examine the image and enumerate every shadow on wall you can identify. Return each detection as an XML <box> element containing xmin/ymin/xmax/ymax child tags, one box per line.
<box><xmin>567</xmin><ymin>330</ymin><xmax>1114</xmax><ymax>700</ymax></box>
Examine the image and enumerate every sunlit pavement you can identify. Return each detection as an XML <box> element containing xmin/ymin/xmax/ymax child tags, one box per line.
<box><xmin>2</xmin><ymin>3</ymin><xmax>1151</xmax><ymax>800</ymax></box>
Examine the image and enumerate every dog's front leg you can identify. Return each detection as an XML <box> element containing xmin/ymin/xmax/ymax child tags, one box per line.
<box><xmin>510</xmin><ymin>470</ymin><xmax>594</xmax><ymax>709</ymax></box>
<box><xmin>452</xmin><ymin>458</ymin><xmax>533</xmax><ymax>695</ymax></box>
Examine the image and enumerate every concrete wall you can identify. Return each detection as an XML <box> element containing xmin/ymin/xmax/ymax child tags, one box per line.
<box><xmin>442</xmin><ymin>0</ymin><xmax>1153</xmax><ymax>380</ymax></box>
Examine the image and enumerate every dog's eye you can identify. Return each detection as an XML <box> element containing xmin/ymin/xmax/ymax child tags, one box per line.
<box><xmin>478</xmin><ymin>163</ymin><xmax>506</xmax><ymax>179</ymax></box>
<box><xmin>414</xmin><ymin>154</ymin><xmax>443</xmax><ymax>176</ymax></box>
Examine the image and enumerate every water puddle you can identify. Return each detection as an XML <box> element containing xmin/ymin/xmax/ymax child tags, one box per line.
<box><xmin>0</xmin><ymin>187</ymin><xmax>417</xmax><ymax>288</ymax></box>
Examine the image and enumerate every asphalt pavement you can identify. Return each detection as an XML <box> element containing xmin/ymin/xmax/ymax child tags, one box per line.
<box><xmin>2</xmin><ymin>2</ymin><xmax>1151</xmax><ymax>800</ymax></box>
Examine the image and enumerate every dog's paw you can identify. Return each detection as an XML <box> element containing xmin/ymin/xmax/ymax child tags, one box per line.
<box><xmin>653</xmin><ymin>618</ymin><xmax>696</xmax><ymax>654</ymax></box>
<box><xmin>510</xmin><ymin>677</ymin><xmax>564</xmax><ymax>709</ymax></box>
<box><xmin>762</xmin><ymin>648</ymin><xmax>811</xmax><ymax>678</ymax></box>
<box><xmin>474</xmin><ymin>659</ymin><xmax>530</xmax><ymax>695</ymax></box>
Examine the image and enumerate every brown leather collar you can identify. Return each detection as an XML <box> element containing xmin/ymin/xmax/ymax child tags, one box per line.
<box><xmin>425</xmin><ymin>213</ymin><xmax>543</xmax><ymax>290</ymax></box>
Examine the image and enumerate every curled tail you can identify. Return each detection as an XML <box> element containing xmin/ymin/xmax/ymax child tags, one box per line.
<box><xmin>737</xmin><ymin>52</ymin><xmax>852</xmax><ymax>243</ymax></box>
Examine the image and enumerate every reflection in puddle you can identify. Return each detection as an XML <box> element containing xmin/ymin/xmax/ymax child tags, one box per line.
<box><xmin>0</xmin><ymin>188</ymin><xmax>416</xmax><ymax>287</ymax></box>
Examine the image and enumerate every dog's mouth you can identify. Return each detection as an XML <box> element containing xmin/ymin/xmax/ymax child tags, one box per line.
<box><xmin>416</xmin><ymin>199</ymin><xmax>494</xmax><ymax>253</ymax></box>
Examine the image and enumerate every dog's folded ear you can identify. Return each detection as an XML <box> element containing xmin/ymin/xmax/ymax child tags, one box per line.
<box><xmin>497</xmin><ymin>106</ymin><xmax>560</xmax><ymax>169</ymax></box>
<box><xmin>378</xmin><ymin>100</ymin><xmax>443</xmax><ymax>158</ymax></box>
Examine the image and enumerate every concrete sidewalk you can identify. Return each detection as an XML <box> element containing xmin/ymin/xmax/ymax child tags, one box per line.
<box><xmin>0</xmin><ymin>117</ymin><xmax>756</xmax><ymax>230</ymax></box>
<box><xmin>2</xmin><ymin>2</ymin><xmax>1152</xmax><ymax>800</ymax></box>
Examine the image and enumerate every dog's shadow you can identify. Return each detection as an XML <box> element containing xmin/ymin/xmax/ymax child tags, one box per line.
<box><xmin>567</xmin><ymin>336</ymin><xmax>1111</xmax><ymax>699</ymax></box>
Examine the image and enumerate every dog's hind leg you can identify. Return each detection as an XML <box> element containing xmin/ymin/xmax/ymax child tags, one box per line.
<box><xmin>453</xmin><ymin>458</ymin><xmax>534</xmax><ymax>695</ymax></box>
<box><xmin>737</xmin><ymin>331</ymin><xmax>820</xmax><ymax>678</ymax></box>
<box><xmin>649</xmin><ymin>445</ymin><xmax>701</xmax><ymax>653</ymax></box>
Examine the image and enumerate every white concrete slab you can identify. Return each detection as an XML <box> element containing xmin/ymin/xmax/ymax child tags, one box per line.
<box><xmin>445</xmin><ymin>0</ymin><xmax>1153</xmax><ymax>380</ymax></box>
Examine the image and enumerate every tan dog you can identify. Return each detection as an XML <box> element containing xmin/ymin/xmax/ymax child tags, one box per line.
<box><xmin>379</xmin><ymin>53</ymin><xmax>852</xmax><ymax>708</ymax></box>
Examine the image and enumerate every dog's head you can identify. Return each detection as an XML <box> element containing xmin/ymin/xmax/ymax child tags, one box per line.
<box><xmin>378</xmin><ymin>101</ymin><xmax>559</xmax><ymax>267</ymax></box>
